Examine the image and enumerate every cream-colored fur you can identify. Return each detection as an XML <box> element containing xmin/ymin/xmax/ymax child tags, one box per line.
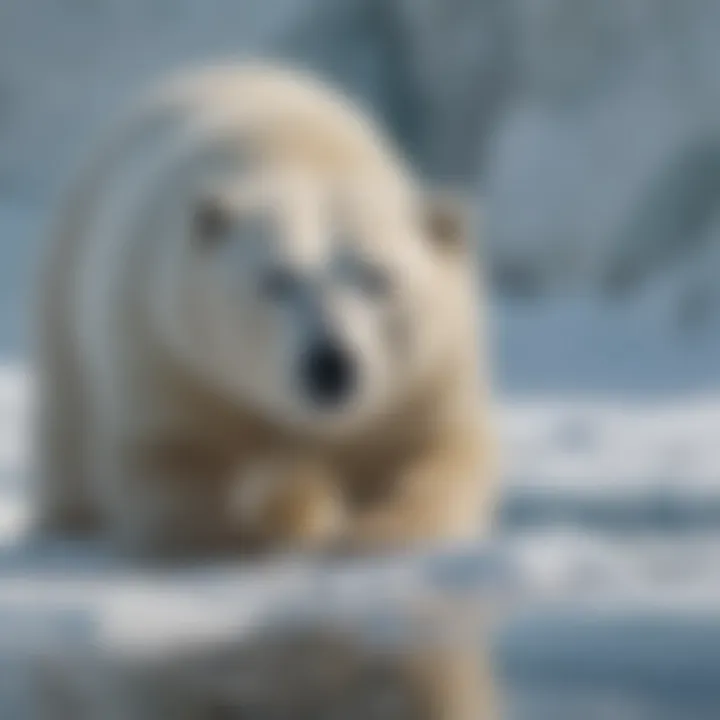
<box><xmin>33</xmin><ymin>61</ymin><xmax>495</xmax><ymax>559</ymax></box>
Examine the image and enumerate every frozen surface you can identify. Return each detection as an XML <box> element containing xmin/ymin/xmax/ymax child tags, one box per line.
<box><xmin>0</xmin><ymin>366</ymin><xmax>720</xmax><ymax>718</ymax></box>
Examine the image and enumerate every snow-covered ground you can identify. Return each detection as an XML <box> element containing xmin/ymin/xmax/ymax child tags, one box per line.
<box><xmin>1</xmin><ymin>358</ymin><xmax>720</xmax><ymax>718</ymax></box>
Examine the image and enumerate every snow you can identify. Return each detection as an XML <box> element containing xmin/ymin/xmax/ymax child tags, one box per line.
<box><xmin>1</xmin><ymin>361</ymin><xmax>720</xmax><ymax>717</ymax></box>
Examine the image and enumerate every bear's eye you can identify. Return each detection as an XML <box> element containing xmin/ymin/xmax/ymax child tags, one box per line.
<box><xmin>260</xmin><ymin>267</ymin><xmax>302</xmax><ymax>302</ymax></box>
<box><xmin>354</xmin><ymin>263</ymin><xmax>393</xmax><ymax>300</ymax></box>
<box><xmin>193</xmin><ymin>196</ymin><xmax>233</xmax><ymax>248</ymax></box>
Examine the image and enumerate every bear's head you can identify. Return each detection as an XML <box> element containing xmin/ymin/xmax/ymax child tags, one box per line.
<box><xmin>148</xmin><ymin>76</ymin><xmax>479</xmax><ymax>437</ymax></box>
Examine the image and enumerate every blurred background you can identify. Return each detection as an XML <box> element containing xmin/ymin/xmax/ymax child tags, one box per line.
<box><xmin>1</xmin><ymin>1</ymin><xmax>720</xmax><ymax>718</ymax></box>
<box><xmin>3</xmin><ymin>0</ymin><xmax>720</xmax><ymax>383</ymax></box>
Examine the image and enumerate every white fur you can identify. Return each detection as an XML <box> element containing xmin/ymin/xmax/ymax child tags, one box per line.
<box><xmin>33</xmin><ymin>62</ymin><xmax>484</xmax><ymax>554</ymax></box>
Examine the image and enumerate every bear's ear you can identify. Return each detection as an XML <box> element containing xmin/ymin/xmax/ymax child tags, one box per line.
<box><xmin>192</xmin><ymin>193</ymin><xmax>234</xmax><ymax>247</ymax></box>
<box><xmin>421</xmin><ymin>191</ymin><xmax>471</xmax><ymax>254</ymax></box>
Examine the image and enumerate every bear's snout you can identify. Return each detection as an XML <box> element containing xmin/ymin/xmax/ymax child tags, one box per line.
<box><xmin>300</xmin><ymin>337</ymin><xmax>357</xmax><ymax>408</ymax></box>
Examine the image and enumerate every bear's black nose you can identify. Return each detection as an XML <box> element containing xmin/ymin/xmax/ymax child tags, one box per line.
<box><xmin>301</xmin><ymin>339</ymin><xmax>356</xmax><ymax>408</ymax></box>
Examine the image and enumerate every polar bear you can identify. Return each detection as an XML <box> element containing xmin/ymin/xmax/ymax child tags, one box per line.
<box><xmin>33</xmin><ymin>62</ymin><xmax>495</xmax><ymax>559</ymax></box>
